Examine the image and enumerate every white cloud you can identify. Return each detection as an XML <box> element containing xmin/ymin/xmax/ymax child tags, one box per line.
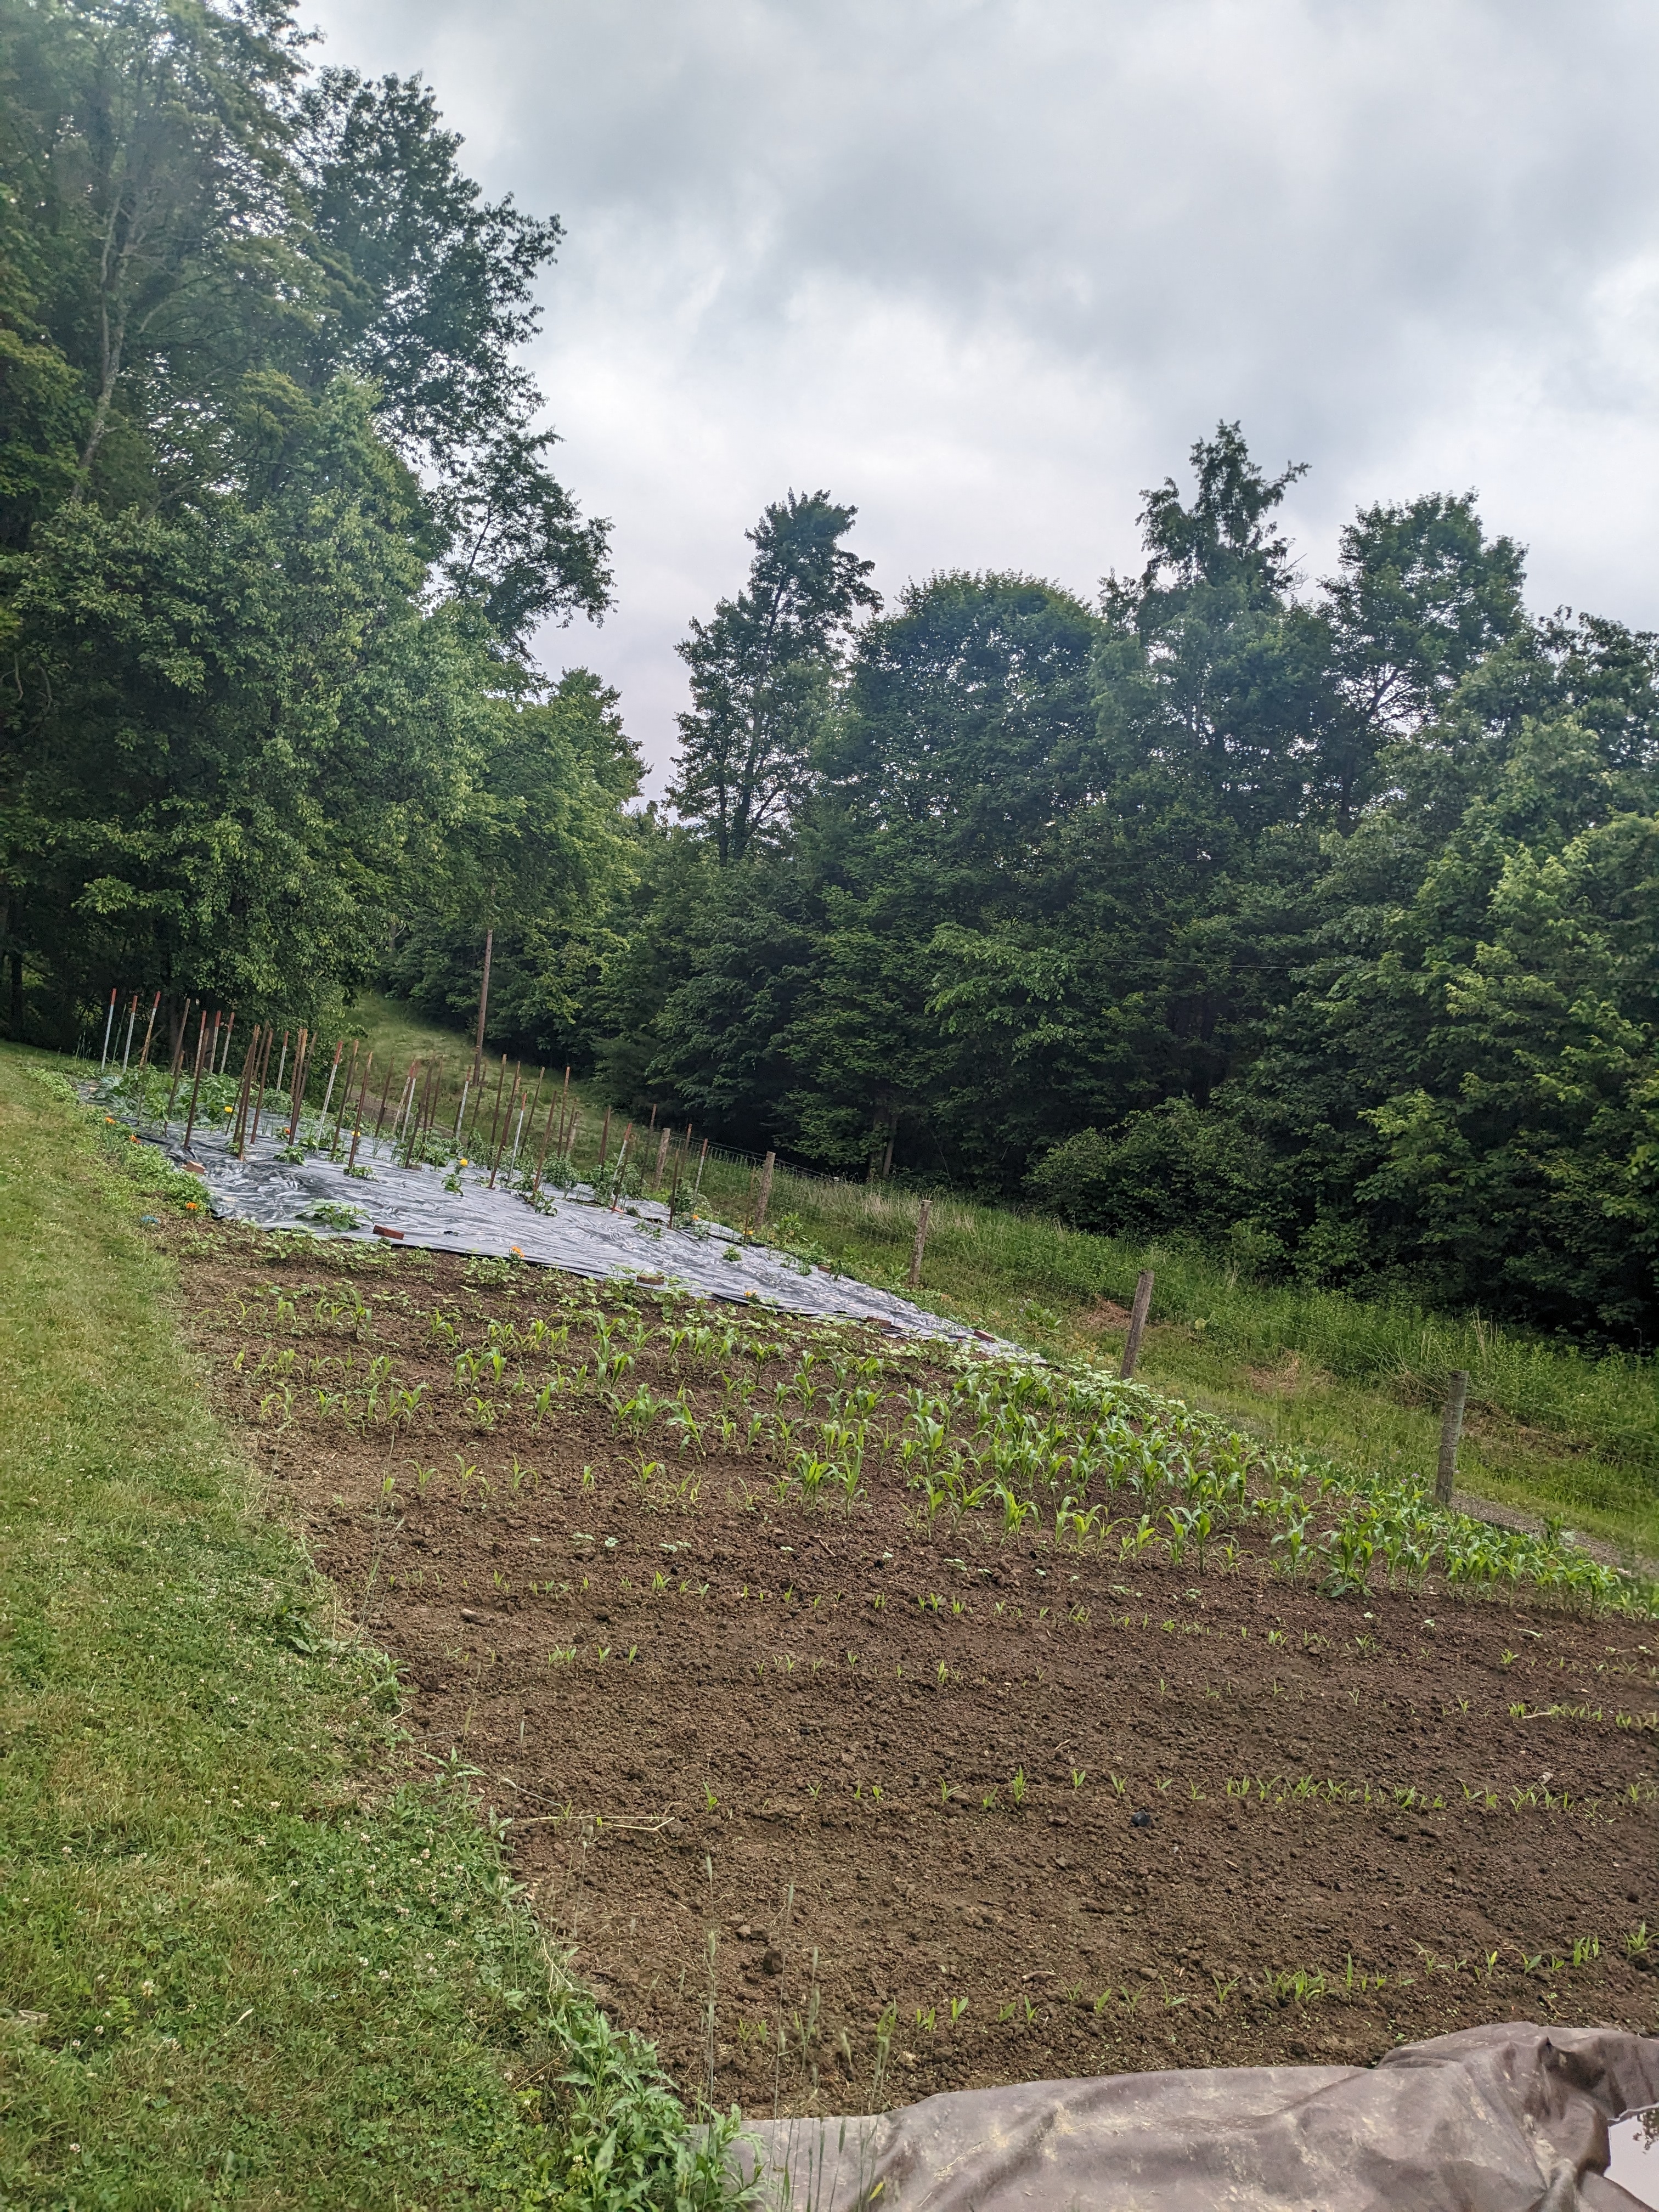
<box><xmin>306</xmin><ymin>0</ymin><xmax>1659</xmax><ymax>786</ymax></box>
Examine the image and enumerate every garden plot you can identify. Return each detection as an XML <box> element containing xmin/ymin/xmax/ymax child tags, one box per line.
<box><xmin>159</xmin><ymin>1118</ymin><xmax>989</xmax><ymax>1342</ymax></box>
<box><xmin>175</xmin><ymin>1219</ymin><xmax>1659</xmax><ymax>2120</ymax></box>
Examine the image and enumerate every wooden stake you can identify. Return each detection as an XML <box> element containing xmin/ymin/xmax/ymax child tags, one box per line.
<box><xmin>182</xmin><ymin>1010</ymin><xmax>211</xmax><ymax>1151</ymax></box>
<box><xmin>331</xmin><ymin>1041</ymin><xmax>359</xmax><ymax>1157</ymax></box>
<box><xmin>317</xmin><ymin>1041</ymin><xmax>344</xmax><ymax>1130</ymax></box>
<box><xmin>473</xmin><ymin>926</ymin><xmax>493</xmax><ymax>1082</ymax></box>
<box><xmin>119</xmin><ymin>992</ymin><xmax>138</xmax><ymax>1071</ymax></box>
<box><xmin>1120</xmin><ymin>1270</ymin><xmax>1154</xmax><ymax>1381</ymax></box>
<box><xmin>483</xmin><ymin>1054</ymin><xmax>509</xmax><ymax>1160</ymax></box>
<box><xmin>489</xmin><ymin>1066</ymin><xmax>523</xmax><ymax>1187</ymax></box>
<box><xmin>487</xmin><ymin>1062</ymin><xmax>520</xmax><ymax>1186</ymax></box>
<box><xmin>610</xmin><ymin>1121</ymin><xmax>633</xmax><ymax>1209</ymax></box>
<box><xmin>424</xmin><ymin>1059</ymin><xmax>444</xmax><ymax>1153</ymax></box>
<box><xmin>554</xmin><ymin>1066</ymin><xmax>572</xmax><ymax>1160</ymax></box>
<box><xmin>163</xmin><ymin>999</ymin><xmax>195</xmax><ymax>1124</ymax></box>
<box><xmin>532</xmin><ymin>1094</ymin><xmax>560</xmax><ymax>1194</ymax></box>
<box><xmin>167</xmin><ymin>997</ymin><xmax>194</xmax><ymax>1087</ymax></box>
<box><xmin>248</xmin><ymin>1024</ymin><xmax>278</xmax><ymax>1147</ymax></box>
<box><xmin>409</xmin><ymin>1058</ymin><xmax>430</xmax><ymax>1146</ymax></box>
<box><xmin>370</xmin><ymin>1062</ymin><xmax>397</xmax><ymax>1144</ymax></box>
<box><xmin>233</xmin><ymin>1023</ymin><xmax>260</xmax><ymax>1152</ymax></box>
<box><xmin>386</xmin><ymin>1058</ymin><xmax>416</xmax><ymax>1143</ymax></box>
<box><xmin>286</xmin><ymin>1029</ymin><xmax>310</xmax><ymax>1144</ymax></box>
<box><xmin>399</xmin><ymin>1060</ymin><xmax>424</xmax><ymax>1165</ymax></box>
<box><xmin>907</xmin><ymin>1197</ymin><xmax>932</xmax><ymax>1290</ymax></box>
<box><xmin>136</xmin><ymin>990</ymin><xmax>161</xmax><ymax>1071</ymax></box>
<box><xmin>1436</xmin><ymin>1371</ymin><xmax>1469</xmax><ymax>1508</ymax></box>
<box><xmin>410</xmin><ymin>1059</ymin><xmax>441</xmax><ymax>1165</ymax></box>
<box><xmin>231</xmin><ymin>1024</ymin><xmax>261</xmax><ymax>1153</ymax></box>
<box><xmin>346</xmin><ymin>1052</ymin><xmax>375</xmax><ymax>1173</ymax></box>
<box><xmin>273</xmin><ymin>1030</ymin><xmax>289</xmax><ymax>1102</ymax></box>
<box><xmin>754</xmin><ymin>1150</ymin><xmax>776</xmax><ymax>1232</ymax></box>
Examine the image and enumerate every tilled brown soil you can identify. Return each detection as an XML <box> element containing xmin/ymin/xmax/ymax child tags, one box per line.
<box><xmin>174</xmin><ymin>1223</ymin><xmax>1659</xmax><ymax>2115</ymax></box>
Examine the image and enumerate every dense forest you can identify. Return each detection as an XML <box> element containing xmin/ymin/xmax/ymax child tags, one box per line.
<box><xmin>383</xmin><ymin>446</ymin><xmax>1659</xmax><ymax>1347</ymax></box>
<box><xmin>4</xmin><ymin>3</ymin><xmax>1657</xmax><ymax>1342</ymax></box>
<box><xmin>0</xmin><ymin>0</ymin><xmax>636</xmax><ymax>1045</ymax></box>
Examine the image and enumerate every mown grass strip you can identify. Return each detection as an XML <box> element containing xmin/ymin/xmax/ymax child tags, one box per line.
<box><xmin>0</xmin><ymin>1048</ymin><xmax>731</xmax><ymax>2210</ymax></box>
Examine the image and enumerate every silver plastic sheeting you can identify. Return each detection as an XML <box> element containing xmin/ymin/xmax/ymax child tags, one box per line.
<box><xmin>734</xmin><ymin>2025</ymin><xmax>1659</xmax><ymax>2211</ymax></box>
<box><xmin>161</xmin><ymin>1124</ymin><xmax>990</xmax><ymax>1342</ymax></box>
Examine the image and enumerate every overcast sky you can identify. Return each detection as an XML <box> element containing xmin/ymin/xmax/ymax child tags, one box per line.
<box><xmin>309</xmin><ymin>0</ymin><xmax>1659</xmax><ymax>792</ymax></box>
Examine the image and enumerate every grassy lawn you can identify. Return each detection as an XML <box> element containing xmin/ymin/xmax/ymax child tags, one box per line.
<box><xmin>346</xmin><ymin>989</ymin><xmax>1659</xmax><ymax>1558</ymax></box>
<box><xmin>343</xmin><ymin>989</ymin><xmax>482</xmax><ymax>1073</ymax></box>
<box><xmin>0</xmin><ymin>1045</ymin><xmax>718</xmax><ymax>2210</ymax></box>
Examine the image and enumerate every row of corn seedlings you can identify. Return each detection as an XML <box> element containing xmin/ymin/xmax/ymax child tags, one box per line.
<box><xmin>221</xmin><ymin>1256</ymin><xmax>1658</xmax><ymax>1617</ymax></box>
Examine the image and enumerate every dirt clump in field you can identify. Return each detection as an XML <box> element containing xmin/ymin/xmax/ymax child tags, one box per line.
<box><xmin>1243</xmin><ymin>1352</ymin><xmax>1335</xmax><ymax>1400</ymax></box>
<box><xmin>1079</xmin><ymin>1298</ymin><xmax>1132</xmax><ymax>1334</ymax></box>
<box><xmin>171</xmin><ymin>1221</ymin><xmax>1659</xmax><ymax>2117</ymax></box>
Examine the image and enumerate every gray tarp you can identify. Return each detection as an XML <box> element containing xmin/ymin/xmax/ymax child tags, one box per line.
<box><xmin>158</xmin><ymin>1122</ymin><xmax>989</xmax><ymax>1342</ymax></box>
<box><xmin>735</xmin><ymin>2027</ymin><xmax>1659</xmax><ymax>2211</ymax></box>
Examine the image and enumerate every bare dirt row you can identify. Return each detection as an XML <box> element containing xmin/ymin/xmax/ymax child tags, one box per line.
<box><xmin>174</xmin><ymin>1221</ymin><xmax>1659</xmax><ymax>2116</ymax></box>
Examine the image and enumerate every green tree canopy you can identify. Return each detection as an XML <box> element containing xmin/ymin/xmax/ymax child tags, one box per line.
<box><xmin>605</xmin><ymin>430</ymin><xmax>1659</xmax><ymax>1343</ymax></box>
<box><xmin>668</xmin><ymin>490</ymin><xmax>879</xmax><ymax>864</ymax></box>
<box><xmin>0</xmin><ymin>0</ymin><xmax>625</xmax><ymax>1038</ymax></box>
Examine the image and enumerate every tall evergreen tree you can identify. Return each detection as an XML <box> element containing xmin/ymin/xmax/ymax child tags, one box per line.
<box><xmin>668</xmin><ymin>491</ymin><xmax>879</xmax><ymax>864</ymax></box>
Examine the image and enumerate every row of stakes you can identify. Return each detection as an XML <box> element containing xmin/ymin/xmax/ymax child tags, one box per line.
<box><xmin>91</xmin><ymin>989</ymin><xmax>795</xmax><ymax>1242</ymax></box>
<box><xmin>99</xmin><ymin>992</ymin><xmax>1476</xmax><ymax>1448</ymax></box>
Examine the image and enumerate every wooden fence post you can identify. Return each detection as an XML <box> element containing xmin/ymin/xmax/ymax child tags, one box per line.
<box><xmin>754</xmin><ymin>1150</ymin><xmax>776</xmax><ymax>1231</ymax></box>
<box><xmin>908</xmin><ymin>1197</ymin><xmax>933</xmax><ymax>1290</ymax></box>
<box><xmin>1436</xmin><ymin>1370</ymin><xmax>1469</xmax><ymax>1506</ymax></box>
<box><xmin>473</xmin><ymin>926</ymin><xmax>493</xmax><ymax>1083</ymax></box>
<box><xmin>666</xmin><ymin>1132</ymin><xmax>686</xmax><ymax>1226</ymax></box>
<box><xmin>1120</xmin><ymin>1270</ymin><xmax>1155</xmax><ymax>1380</ymax></box>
